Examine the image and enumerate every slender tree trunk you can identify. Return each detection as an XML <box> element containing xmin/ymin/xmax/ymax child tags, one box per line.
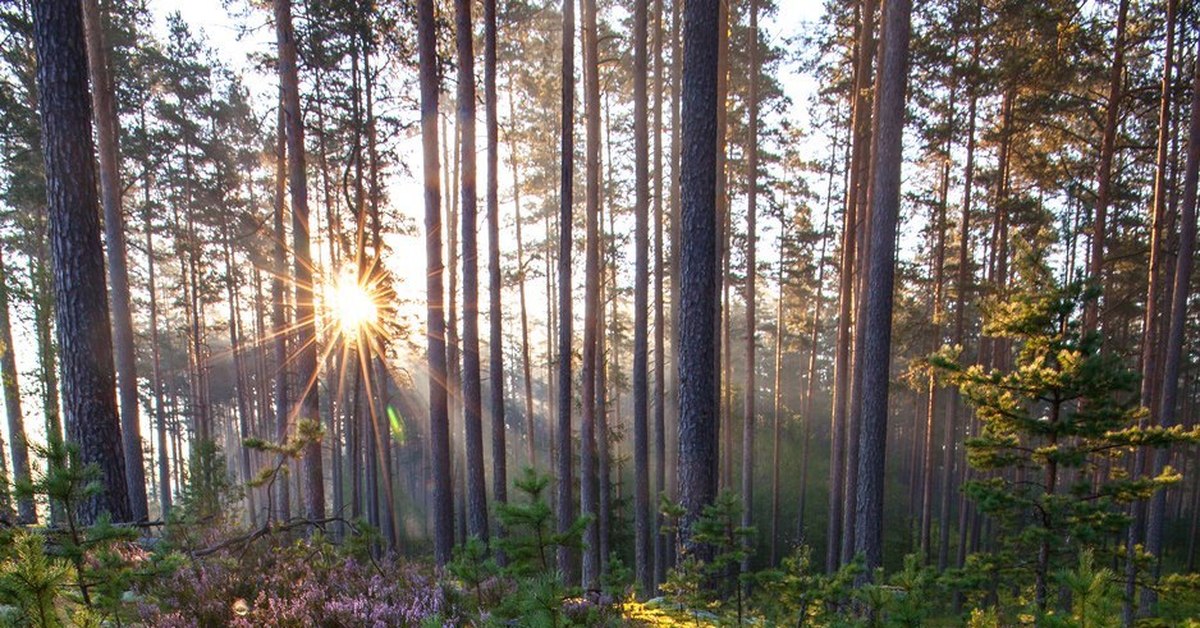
<box><xmin>275</xmin><ymin>0</ymin><xmax>324</xmax><ymax>521</ymax></box>
<box><xmin>31</xmin><ymin>0</ymin><xmax>131</xmax><ymax>524</ymax></box>
<box><xmin>828</xmin><ymin>0</ymin><xmax>875</xmax><ymax>572</ymax></box>
<box><xmin>223</xmin><ymin>234</ymin><xmax>256</xmax><ymax>526</ymax></box>
<box><xmin>677</xmin><ymin>0</ymin><xmax>720</xmax><ymax>553</ymax></box>
<box><xmin>651</xmin><ymin>0</ymin><xmax>667</xmax><ymax>590</ymax></box>
<box><xmin>740</xmin><ymin>0</ymin><xmax>760</xmax><ymax>579</ymax></box>
<box><xmin>484</xmin><ymin>0</ymin><xmax>507</xmax><ymax>527</ymax></box>
<box><xmin>940</xmin><ymin>25</ymin><xmax>979</xmax><ymax>569</ymax></box>
<box><xmin>271</xmin><ymin>104</ymin><xmax>291</xmax><ymax>523</ymax></box>
<box><xmin>580</xmin><ymin>0</ymin><xmax>603</xmax><ymax>585</ymax></box>
<box><xmin>921</xmin><ymin>71</ymin><xmax>957</xmax><ymax>559</ymax></box>
<box><xmin>83</xmin><ymin>0</ymin><xmax>147</xmax><ymax>522</ymax></box>
<box><xmin>145</xmin><ymin>194</ymin><xmax>169</xmax><ymax>520</ymax></box>
<box><xmin>1085</xmin><ymin>7</ymin><xmax>1129</xmax><ymax>332</ymax></box>
<box><xmin>768</xmin><ymin>236</ymin><xmax>785</xmax><ymax>567</ymax></box>
<box><xmin>853</xmin><ymin>0</ymin><xmax>912</xmax><ymax>574</ymax></box>
<box><xmin>1127</xmin><ymin>2</ymin><xmax>1176</xmax><ymax>619</ymax></box>
<box><xmin>506</xmin><ymin>78</ymin><xmax>537</xmax><ymax>470</ymax></box>
<box><xmin>0</xmin><ymin>244</ymin><xmax>32</xmax><ymax>523</ymax></box>
<box><xmin>556</xmin><ymin>0</ymin><xmax>578</xmax><ymax>582</ymax></box>
<box><xmin>633</xmin><ymin>0</ymin><xmax>652</xmax><ymax>593</ymax></box>
<box><xmin>1146</xmin><ymin>33</ymin><xmax>1200</xmax><ymax>604</ymax></box>
<box><xmin>454</xmin><ymin>0</ymin><xmax>488</xmax><ymax>543</ymax></box>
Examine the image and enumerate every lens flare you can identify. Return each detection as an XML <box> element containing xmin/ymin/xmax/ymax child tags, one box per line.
<box><xmin>332</xmin><ymin>270</ymin><xmax>379</xmax><ymax>336</ymax></box>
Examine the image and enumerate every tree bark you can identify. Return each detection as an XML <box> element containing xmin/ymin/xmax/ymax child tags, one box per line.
<box><xmin>580</xmin><ymin>0</ymin><xmax>603</xmax><ymax>586</ymax></box>
<box><xmin>1146</xmin><ymin>33</ymin><xmax>1200</xmax><ymax>604</ymax></box>
<box><xmin>633</xmin><ymin>0</ymin><xmax>652</xmax><ymax>594</ymax></box>
<box><xmin>275</xmin><ymin>0</ymin><xmax>324</xmax><ymax>521</ymax></box>
<box><xmin>677</xmin><ymin>0</ymin><xmax>720</xmax><ymax>553</ymax></box>
<box><xmin>32</xmin><ymin>0</ymin><xmax>131</xmax><ymax>524</ymax></box>
<box><xmin>555</xmin><ymin>0</ymin><xmax>578</xmax><ymax>583</ymax></box>
<box><xmin>83</xmin><ymin>0</ymin><xmax>147</xmax><ymax>522</ymax></box>
<box><xmin>852</xmin><ymin>0</ymin><xmax>912</xmax><ymax>574</ymax></box>
<box><xmin>1083</xmin><ymin>0</ymin><xmax>1129</xmax><ymax>334</ymax></box>
<box><xmin>484</xmin><ymin>0</ymin><xmax>507</xmax><ymax>526</ymax></box>
<box><xmin>741</xmin><ymin>0</ymin><xmax>760</xmax><ymax>579</ymax></box>
<box><xmin>455</xmin><ymin>0</ymin><xmax>488</xmax><ymax>543</ymax></box>
<box><xmin>0</xmin><ymin>244</ymin><xmax>33</xmax><ymax>523</ymax></box>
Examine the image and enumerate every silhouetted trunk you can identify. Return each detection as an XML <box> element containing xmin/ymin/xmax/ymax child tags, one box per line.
<box><xmin>555</xmin><ymin>0</ymin><xmax>578</xmax><ymax>583</ymax></box>
<box><xmin>275</xmin><ymin>0</ymin><xmax>324</xmax><ymax>521</ymax></box>
<box><xmin>741</xmin><ymin>0</ymin><xmax>760</xmax><ymax>580</ymax></box>
<box><xmin>1146</xmin><ymin>33</ymin><xmax>1200</xmax><ymax>605</ymax></box>
<box><xmin>32</xmin><ymin>0</ymin><xmax>130</xmax><ymax>524</ymax></box>
<box><xmin>1127</xmin><ymin>1</ymin><xmax>1176</xmax><ymax>619</ymax></box>
<box><xmin>1083</xmin><ymin>0</ymin><xmax>1128</xmax><ymax>334</ymax></box>
<box><xmin>580</xmin><ymin>0</ymin><xmax>602</xmax><ymax>586</ymax></box>
<box><xmin>222</xmin><ymin>232</ymin><xmax>256</xmax><ymax>526</ymax></box>
<box><xmin>940</xmin><ymin>31</ymin><xmax>978</xmax><ymax>569</ymax></box>
<box><xmin>506</xmin><ymin>77</ymin><xmax>536</xmax><ymax>470</ymax></box>
<box><xmin>828</xmin><ymin>0</ymin><xmax>875</xmax><ymax>572</ymax></box>
<box><xmin>853</xmin><ymin>0</ymin><xmax>912</xmax><ymax>574</ymax></box>
<box><xmin>677</xmin><ymin>0</ymin><xmax>720</xmax><ymax>552</ymax></box>
<box><xmin>0</xmin><ymin>244</ymin><xmax>32</xmax><ymax>523</ymax></box>
<box><xmin>455</xmin><ymin>0</ymin><xmax>488</xmax><ymax>543</ymax></box>
<box><xmin>651</xmin><ymin>0</ymin><xmax>667</xmax><ymax>591</ymax></box>
<box><xmin>144</xmin><ymin>184</ymin><xmax>171</xmax><ymax>520</ymax></box>
<box><xmin>633</xmin><ymin>0</ymin><xmax>652</xmax><ymax>593</ymax></box>
<box><xmin>83</xmin><ymin>0</ymin><xmax>146</xmax><ymax>522</ymax></box>
<box><xmin>484</xmin><ymin>0</ymin><xmax>507</xmax><ymax>524</ymax></box>
<box><xmin>270</xmin><ymin>104</ymin><xmax>291</xmax><ymax>523</ymax></box>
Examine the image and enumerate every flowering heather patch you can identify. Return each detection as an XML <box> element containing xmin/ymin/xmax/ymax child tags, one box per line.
<box><xmin>137</xmin><ymin>539</ymin><xmax>444</xmax><ymax>626</ymax></box>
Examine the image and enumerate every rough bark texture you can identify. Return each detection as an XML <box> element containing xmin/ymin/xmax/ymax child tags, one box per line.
<box><xmin>455</xmin><ymin>0</ymin><xmax>488</xmax><ymax>543</ymax></box>
<box><xmin>1146</xmin><ymin>34</ymin><xmax>1200</xmax><ymax>602</ymax></box>
<box><xmin>483</xmin><ymin>0</ymin><xmax>506</xmax><ymax>522</ymax></box>
<box><xmin>275</xmin><ymin>0</ymin><xmax>324</xmax><ymax>521</ymax></box>
<box><xmin>853</xmin><ymin>0</ymin><xmax>912</xmax><ymax>573</ymax></box>
<box><xmin>82</xmin><ymin>0</ymin><xmax>147</xmax><ymax>521</ymax></box>
<box><xmin>677</xmin><ymin>0</ymin><xmax>720</xmax><ymax>551</ymax></box>
<box><xmin>632</xmin><ymin>0</ymin><xmax>652</xmax><ymax>595</ymax></box>
<box><xmin>555</xmin><ymin>0</ymin><xmax>578</xmax><ymax>583</ymax></box>
<box><xmin>827</xmin><ymin>0</ymin><xmax>875</xmax><ymax>572</ymax></box>
<box><xmin>32</xmin><ymin>0</ymin><xmax>131</xmax><ymax>524</ymax></box>
<box><xmin>418</xmin><ymin>0</ymin><xmax>452</xmax><ymax>567</ymax></box>
<box><xmin>580</xmin><ymin>0</ymin><xmax>602</xmax><ymax>586</ymax></box>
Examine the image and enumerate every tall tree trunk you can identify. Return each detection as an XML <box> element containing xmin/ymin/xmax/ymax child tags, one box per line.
<box><xmin>275</xmin><ymin>0</ymin><xmax>324</xmax><ymax>521</ymax></box>
<box><xmin>1146</xmin><ymin>33</ymin><xmax>1200</xmax><ymax>606</ymax></box>
<box><xmin>921</xmin><ymin>69</ymin><xmax>957</xmax><ymax>559</ymax></box>
<box><xmin>555</xmin><ymin>0</ymin><xmax>578</xmax><ymax>582</ymax></box>
<box><xmin>31</xmin><ymin>0</ymin><xmax>131</xmax><ymax>524</ymax></box>
<box><xmin>741</xmin><ymin>0</ymin><xmax>760</xmax><ymax>580</ymax></box>
<box><xmin>1127</xmin><ymin>1</ymin><xmax>1176</xmax><ymax>619</ymax></box>
<box><xmin>144</xmin><ymin>193</ymin><xmax>170</xmax><ymax>520</ymax></box>
<box><xmin>580</xmin><ymin>0</ymin><xmax>603</xmax><ymax>586</ymax></box>
<box><xmin>940</xmin><ymin>33</ymin><xmax>978</xmax><ymax>569</ymax></box>
<box><xmin>633</xmin><ymin>0</ymin><xmax>652</xmax><ymax>593</ymax></box>
<box><xmin>677</xmin><ymin>0</ymin><xmax>720</xmax><ymax>553</ymax></box>
<box><xmin>768</xmin><ymin>231</ymin><xmax>785</xmax><ymax>566</ymax></box>
<box><xmin>651</xmin><ymin>0</ymin><xmax>667</xmax><ymax>590</ymax></box>
<box><xmin>271</xmin><ymin>106</ymin><xmax>291</xmax><ymax>523</ymax></box>
<box><xmin>82</xmin><ymin>0</ymin><xmax>147</xmax><ymax>522</ymax></box>
<box><xmin>507</xmin><ymin>78</ymin><xmax>537</xmax><ymax>470</ymax></box>
<box><xmin>852</xmin><ymin>0</ymin><xmax>912</xmax><ymax>574</ymax></box>
<box><xmin>484</xmin><ymin>0</ymin><xmax>507</xmax><ymax>526</ymax></box>
<box><xmin>0</xmin><ymin>244</ymin><xmax>32</xmax><ymax>523</ymax></box>
<box><xmin>455</xmin><ymin>0</ymin><xmax>488</xmax><ymax>543</ymax></box>
<box><xmin>223</xmin><ymin>234</ymin><xmax>256</xmax><ymax>526</ymax></box>
<box><xmin>1083</xmin><ymin>0</ymin><xmax>1128</xmax><ymax>334</ymax></box>
<box><xmin>828</xmin><ymin>0</ymin><xmax>876</xmax><ymax>572</ymax></box>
